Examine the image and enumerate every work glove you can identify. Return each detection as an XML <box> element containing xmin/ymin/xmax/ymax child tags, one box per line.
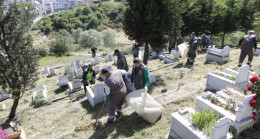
<box><xmin>240</xmin><ymin>46</ymin><xmax>242</xmax><ymax>49</ymax></box>
<box><xmin>144</xmin><ymin>87</ymin><xmax>148</xmax><ymax>92</ymax></box>
<box><xmin>254</xmin><ymin>49</ymin><xmax>257</xmax><ymax>52</ymax></box>
<box><xmin>130</xmin><ymin>83</ymin><xmax>133</xmax><ymax>88</ymax></box>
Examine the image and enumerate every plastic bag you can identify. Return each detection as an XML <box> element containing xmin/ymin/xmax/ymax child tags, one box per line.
<box><xmin>178</xmin><ymin>43</ymin><xmax>189</xmax><ymax>58</ymax></box>
<box><xmin>125</xmin><ymin>89</ymin><xmax>163</xmax><ymax>124</ymax></box>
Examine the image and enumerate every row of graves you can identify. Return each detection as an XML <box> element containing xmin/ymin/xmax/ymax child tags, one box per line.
<box><xmin>168</xmin><ymin>64</ymin><xmax>260</xmax><ymax>139</ymax></box>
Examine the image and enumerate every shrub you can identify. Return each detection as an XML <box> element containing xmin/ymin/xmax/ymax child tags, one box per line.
<box><xmin>38</xmin><ymin>47</ymin><xmax>48</xmax><ymax>57</ymax></box>
<box><xmin>71</xmin><ymin>28</ymin><xmax>83</xmax><ymax>43</ymax></box>
<box><xmin>79</xmin><ymin>29</ymin><xmax>103</xmax><ymax>48</ymax></box>
<box><xmin>49</xmin><ymin>30</ymin><xmax>73</xmax><ymax>56</ymax></box>
<box><xmin>102</xmin><ymin>29</ymin><xmax>117</xmax><ymax>47</ymax></box>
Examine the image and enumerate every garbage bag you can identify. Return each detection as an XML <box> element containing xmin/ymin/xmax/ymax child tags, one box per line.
<box><xmin>178</xmin><ymin>43</ymin><xmax>189</xmax><ymax>58</ymax></box>
<box><xmin>125</xmin><ymin>89</ymin><xmax>163</xmax><ymax>124</ymax></box>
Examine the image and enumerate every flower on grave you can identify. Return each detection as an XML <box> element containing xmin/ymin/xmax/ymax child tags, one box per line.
<box><xmin>215</xmin><ymin>100</ymin><xmax>219</xmax><ymax>104</ymax></box>
<box><xmin>250</xmin><ymin>77</ymin><xmax>259</xmax><ymax>84</ymax></box>
<box><xmin>253</xmin><ymin>112</ymin><xmax>257</xmax><ymax>116</ymax></box>
<box><xmin>227</xmin><ymin>101</ymin><xmax>230</xmax><ymax>104</ymax></box>
<box><xmin>253</xmin><ymin>117</ymin><xmax>257</xmax><ymax>121</ymax></box>
<box><xmin>254</xmin><ymin>95</ymin><xmax>259</xmax><ymax>100</ymax></box>
<box><xmin>247</xmin><ymin>85</ymin><xmax>252</xmax><ymax>91</ymax></box>
<box><xmin>250</xmin><ymin>100</ymin><xmax>257</xmax><ymax>107</ymax></box>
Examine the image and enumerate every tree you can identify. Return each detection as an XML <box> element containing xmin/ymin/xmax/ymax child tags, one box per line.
<box><xmin>79</xmin><ymin>29</ymin><xmax>104</xmax><ymax>48</ymax></box>
<box><xmin>71</xmin><ymin>28</ymin><xmax>83</xmax><ymax>43</ymax></box>
<box><xmin>237</xmin><ymin>0</ymin><xmax>256</xmax><ymax>34</ymax></box>
<box><xmin>102</xmin><ymin>29</ymin><xmax>117</xmax><ymax>46</ymax></box>
<box><xmin>124</xmin><ymin>0</ymin><xmax>182</xmax><ymax>65</ymax></box>
<box><xmin>0</xmin><ymin>2</ymin><xmax>39</xmax><ymax>120</ymax></box>
<box><xmin>49</xmin><ymin>29</ymin><xmax>74</xmax><ymax>56</ymax></box>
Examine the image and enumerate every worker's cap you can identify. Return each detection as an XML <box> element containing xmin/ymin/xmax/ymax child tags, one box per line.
<box><xmin>197</xmin><ymin>37</ymin><xmax>202</xmax><ymax>40</ymax></box>
<box><xmin>101</xmin><ymin>67</ymin><xmax>109</xmax><ymax>74</ymax></box>
<box><xmin>114</xmin><ymin>49</ymin><xmax>120</xmax><ymax>54</ymax></box>
<box><xmin>133</xmin><ymin>58</ymin><xmax>141</xmax><ymax>63</ymax></box>
<box><xmin>88</xmin><ymin>64</ymin><xmax>93</xmax><ymax>67</ymax></box>
<box><xmin>191</xmin><ymin>32</ymin><xmax>196</xmax><ymax>36</ymax></box>
<box><xmin>249</xmin><ymin>30</ymin><xmax>255</xmax><ymax>35</ymax></box>
<box><xmin>202</xmin><ymin>33</ymin><xmax>206</xmax><ymax>36</ymax></box>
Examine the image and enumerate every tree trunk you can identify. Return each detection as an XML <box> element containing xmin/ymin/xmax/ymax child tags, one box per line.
<box><xmin>221</xmin><ymin>33</ymin><xmax>226</xmax><ymax>48</ymax></box>
<box><xmin>9</xmin><ymin>97</ymin><xmax>20</xmax><ymax>120</ymax></box>
<box><xmin>143</xmin><ymin>43</ymin><xmax>150</xmax><ymax>65</ymax></box>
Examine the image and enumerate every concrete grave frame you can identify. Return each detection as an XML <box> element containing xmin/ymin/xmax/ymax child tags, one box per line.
<box><xmin>206</xmin><ymin>65</ymin><xmax>250</xmax><ymax>91</ymax></box>
<box><xmin>169</xmin><ymin>107</ymin><xmax>231</xmax><ymax>139</ymax></box>
<box><xmin>86</xmin><ymin>83</ymin><xmax>106</xmax><ymax>108</ymax></box>
<box><xmin>206</xmin><ymin>46</ymin><xmax>230</xmax><ymax>64</ymax></box>
<box><xmin>68</xmin><ymin>79</ymin><xmax>82</xmax><ymax>93</ymax></box>
<box><xmin>33</xmin><ymin>85</ymin><xmax>48</xmax><ymax>106</ymax></box>
<box><xmin>43</xmin><ymin>66</ymin><xmax>49</xmax><ymax>74</ymax></box>
<box><xmin>58</xmin><ymin>75</ymin><xmax>69</xmax><ymax>87</ymax></box>
<box><xmin>196</xmin><ymin>92</ymin><xmax>254</xmax><ymax>133</ymax></box>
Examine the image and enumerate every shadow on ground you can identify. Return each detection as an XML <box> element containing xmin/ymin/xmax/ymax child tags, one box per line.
<box><xmin>54</xmin><ymin>86</ymin><xmax>68</xmax><ymax>94</ymax></box>
<box><xmin>80</xmin><ymin>99</ymin><xmax>108</xmax><ymax>118</ymax></box>
<box><xmin>89</xmin><ymin>112</ymin><xmax>151</xmax><ymax>139</ymax></box>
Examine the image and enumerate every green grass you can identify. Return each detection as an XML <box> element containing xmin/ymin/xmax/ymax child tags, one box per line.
<box><xmin>39</xmin><ymin>55</ymin><xmax>89</xmax><ymax>67</ymax></box>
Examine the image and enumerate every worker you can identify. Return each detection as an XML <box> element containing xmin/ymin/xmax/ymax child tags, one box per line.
<box><xmin>201</xmin><ymin>33</ymin><xmax>211</xmax><ymax>52</ymax></box>
<box><xmin>82</xmin><ymin>64</ymin><xmax>96</xmax><ymax>93</ymax></box>
<box><xmin>102</xmin><ymin>68</ymin><xmax>127</xmax><ymax>126</ymax></box>
<box><xmin>114</xmin><ymin>49</ymin><xmax>129</xmax><ymax>71</ymax></box>
<box><xmin>176</xmin><ymin>35</ymin><xmax>184</xmax><ymax>46</ymax></box>
<box><xmin>238</xmin><ymin>30</ymin><xmax>258</xmax><ymax>67</ymax></box>
<box><xmin>130</xmin><ymin>58</ymin><xmax>151</xmax><ymax>91</ymax></box>
<box><xmin>131</xmin><ymin>43</ymin><xmax>140</xmax><ymax>58</ymax></box>
<box><xmin>91</xmin><ymin>45</ymin><xmax>97</xmax><ymax>58</ymax></box>
<box><xmin>187</xmin><ymin>37</ymin><xmax>201</xmax><ymax>65</ymax></box>
<box><xmin>169</xmin><ymin>38</ymin><xmax>176</xmax><ymax>53</ymax></box>
<box><xmin>187</xmin><ymin>32</ymin><xmax>198</xmax><ymax>64</ymax></box>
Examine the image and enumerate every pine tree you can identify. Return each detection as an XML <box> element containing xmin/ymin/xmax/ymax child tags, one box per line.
<box><xmin>0</xmin><ymin>2</ymin><xmax>39</xmax><ymax>120</ymax></box>
<box><xmin>123</xmin><ymin>0</ymin><xmax>182</xmax><ymax>64</ymax></box>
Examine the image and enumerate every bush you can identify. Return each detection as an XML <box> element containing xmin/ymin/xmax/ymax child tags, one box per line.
<box><xmin>79</xmin><ymin>29</ymin><xmax>103</xmax><ymax>48</ymax></box>
<box><xmin>49</xmin><ymin>30</ymin><xmax>74</xmax><ymax>56</ymax></box>
<box><xmin>38</xmin><ymin>47</ymin><xmax>48</xmax><ymax>57</ymax></box>
<box><xmin>71</xmin><ymin>28</ymin><xmax>83</xmax><ymax>43</ymax></box>
<box><xmin>102</xmin><ymin>29</ymin><xmax>117</xmax><ymax>47</ymax></box>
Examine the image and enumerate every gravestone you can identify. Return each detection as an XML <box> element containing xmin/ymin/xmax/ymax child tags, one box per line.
<box><xmin>150</xmin><ymin>75</ymin><xmax>156</xmax><ymax>83</ymax></box>
<box><xmin>74</xmin><ymin>69</ymin><xmax>83</xmax><ymax>79</ymax></box>
<box><xmin>138</xmin><ymin>50</ymin><xmax>144</xmax><ymax>61</ymax></box>
<box><xmin>58</xmin><ymin>75</ymin><xmax>68</xmax><ymax>87</ymax></box>
<box><xmin>113</xmin><ymin>57</ymin><xmax>117</xmax><ymax>65</ymax></box>
<box><xmin>206</xmin><ymin>46</ymin><xmax>230</xmax><ymax>64</ymax></box>
<box><xmin>43</xmin><ymin>66</ymin><xmax>49</xmax><ymax>74</ymax></box>
<box><xmin>33</xmin><ymin>85</ymin><xmax>48</xmax><ymax>107</ymax></box>
<box><xmin>254</xmin><ymin>48</ymin><xmax>260</xmax><ymax>56</ymax></box>
<box><xmin>149</xmin><ymin>52</ymin><xmax>157</xmax><ymax>59</ymax></box>
<box><xmin>210</xmin><ymin>117</ymin><xmax>231</xmax><ymax>139</ymax></box>
<box><xmin>68</xmin><ymin>79</ymin><xmax>82</xmax><ymax>93</ymax></box>
<box><xmin>67</xmin><ymin>72</ymin><xmax>74</xmax><ymax>81</ymax></box>
<box><xmin>206</xmin><ymin>65</ymin><xmax>249</xmax><ymax>91</ymax></box>
<box><xmin>164</xmin><ymin>51</ymin><xmax>179</xmax><ymax>64</ymax></box>
<box><xmin>81</xmin><ymin>59</ymin><xmax>87</xmax><ymax>65</ymax></box>
<box><xmin>48</xmin><ymin>68</ymin><xmax>56</xmax><ymax>77</ymax></box>
<box><xmin>105</xmin><ymin>54</ymin><xmax>113</xmax><ymax>63</ymax></box>
<box><xmin>86</xmin><ymin>83</ymin><xmax>106</xmax><ymax>108</ymax></box>
<box><xmin>76</xmin><ymin>60</ymin><xmax>82</xmax><ymax>68</ymax></box>
<box><xmin>91</xmin><ymin>56</ymin><xmax>100</xmax><ymax>66</ymax></box>
<box><xmin>94</xmin><ymin>66</ymin><xmax>100</xmax><ymax>74</ymax></box>
<box><xmin>71</xmin><ymin>59</ymin><xmax>76</xmax><ymax>67</ymax></box>
<box><xmin>0</xmin><ymin>90</ymin><xmax>11</xmax><ymax>102</ymax></box>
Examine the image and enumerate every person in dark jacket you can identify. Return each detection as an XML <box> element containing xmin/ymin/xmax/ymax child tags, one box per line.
<box><xmin>176</xmin><ymin>35</ymin><xmax>184</xmax><ymax>46</ymax></box>
<box><xmin>114</xmin><ymin>49</ymin><xmax>128</xmax><ymax>71</ymax></box>
<box><xmin>169</xmin><ymin>39</ymin><xmax>176</xmax><ymax>53</ymax></box>
<box><xmin>238</xmin><ymin>30</ymin><xmax>258</xmax><ymax>67</ymax></box>
<box><xmin>82</xmin><ymin>64</ymin><xmax>96</xmax><ymax>93</ymax></box>
<box><xmin>187</xmin><ymin>37</ymin><xmax>201</xmax><ymax>65</ymax></box>
<box><xmin>130</xmin><ymin>58</ymin><xmax>151</xmax><ymax>91</ymax></box>
<box><xmin>91</xmin><ymin>46</ymin><xmax>97</xmax><ymax>58</ymax></box>
<box><xmin>102</xmin><ymin>68</ymin><xmax>127</xmax><ymax>126</ymax></box>
<box><xmin>131</xmin><ymin>43</ymin><xmax>140</xmax><ymax>58</ymax></box>
<box><xmin>201</xmin><ymin>33</ymin><xmax>211</xmax><ymax>52</ymax></box>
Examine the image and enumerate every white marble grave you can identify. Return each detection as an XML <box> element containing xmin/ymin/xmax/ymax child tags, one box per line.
<box><xmin>68</xmin><ymin>79</ymin><xmax>82</xmax><ymax>93</ymax></box>
<box><xmin>67</xmin><ymin>72</ymin><xmax>74</xmax><ymax>81</ymax></box>
<box><xmin>58</xmin><ymin>75</ymin><xmax>69</xmax><ymax>87</ymax></box>
<box><xmin>33</xmin><ymin>85</ymin><xmax>48</xmax><ymax>106</ymax></box>
<box><xmin>254</xmin><ymin>48</ymin><xmax>260</xmax><ymax>56</ymax></box>
<box><xmin>169</xmin><ymin>107</ymin><xmax>231</xmax><ymax>139</ymax></box>
<box><xmin>0</xmin><ymin>90</ymin><xmax>11</xmax><ymax>102</ymax></box>
<box><xmin>86</xmin><ymin>83</ymin><xmax>106</xmax><ymax>108</ymax></box>
<box><xmin>164</xmin><ymin>50</ymin><xmax>179</xmax><ymax>64</ymax></box>
<box><xmin>113</xmin><ymin>57</ymin><xmax>117</xmax><ymax>65</ymax></box>
<box><xmin>91</xmin><ymin>56</ymin><xmax>100</xmax><ymax>66</ymax></box>
<box><xmin>48</xmin><ymin>68</ymin><xmax>56</xmax><ymax>77</ymax></box>
<box><xmin>206</xmin><ymin>46</ymin><xmax>230</xmax><ymax>64</ymax></box>
<box><xmin>43</xmin><ymin>66</ymin><xmax>49</xmax><ymax>74</ymax></box>
<box><xmin>206</xmin><ymin>65</ymin><xmax>249</xmax><ymax>91</ymax></box>
<box><xmin>76</xmin><ymin>60</ymin><xmax>82</xmax><ymax>68</ymax></box>
<box><xmin>196</xmin><ymin>91</ymin><xmax>254</xmax><ymax>133</ymax></box>
<box><xmin>105</xmin><ymin>54</ymin><xmax>113</xmax><ymax>63</ymax></box>
<box><xmin>138</xmin><ymin>50</ymin><xmax>144</xmax><ymax>61</ymax></box>
<box><xmin>74</xmin><ymin>69</ymin><xmax>83</xmax><ymax>79</ymax></box>
<box><xmin>81</xmin><ymin>59</ymin><xmax>87</xmax><ymax>65</ymax></box>
<box><xmin>149</xmin><ymin>52</ymin><xmax>157</xmax><ymax>59</ymax></box>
